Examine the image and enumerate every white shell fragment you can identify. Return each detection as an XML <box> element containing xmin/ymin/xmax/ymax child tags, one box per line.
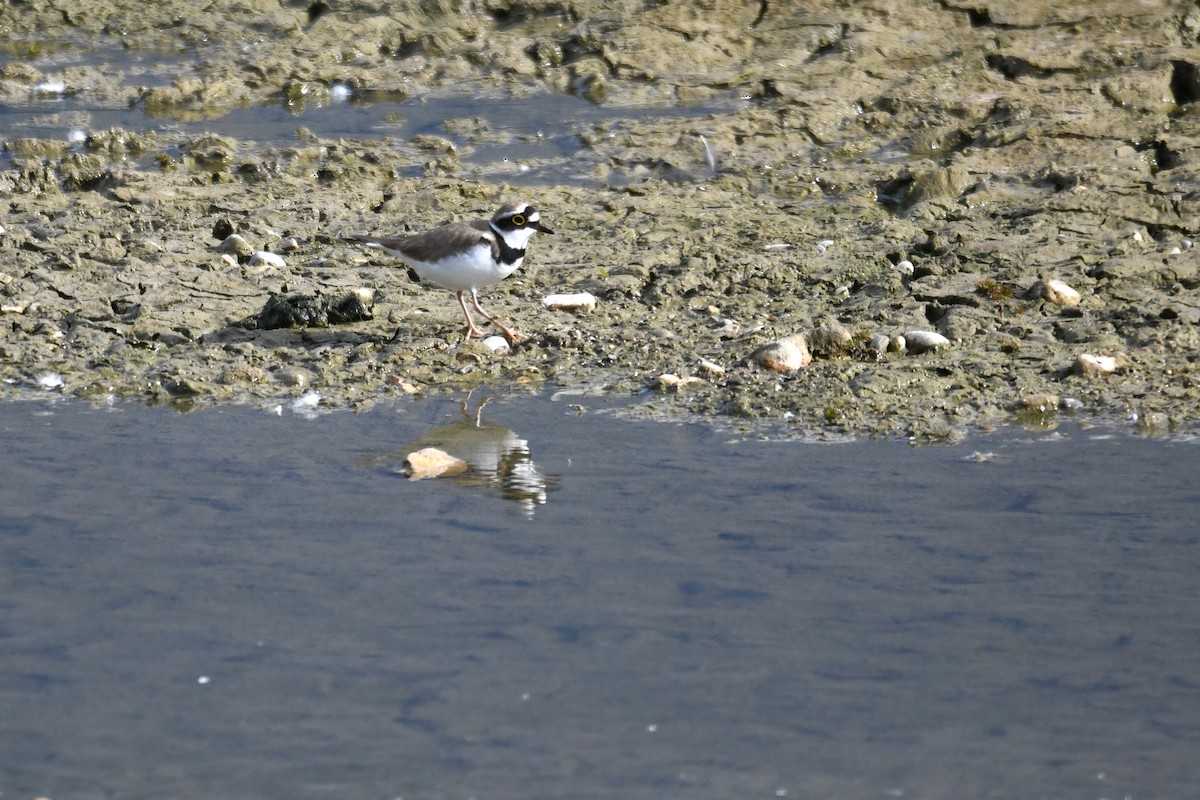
<box><xmin>1074</xmin><ymin>353</ymin><xmax>1119</xmax><ymax>377</ymax></box>
<box><xmin>248</xmin><ymin>250</ymin><xmax>286</xmax><ymax>268</ymax></box>
<box><xmin>697</xmin><ymin>358</ymin><xmax>725</xmax><ymax>376</ymax></box>
<box><xmin>543</xmin><ymin>292</ymin><xmax>597</xmax><ymax>311</ymax></box>
<box><xmin>902</xmin><ymin>330</ymin><xmax>950</xmax><ymax>354</ymax></box>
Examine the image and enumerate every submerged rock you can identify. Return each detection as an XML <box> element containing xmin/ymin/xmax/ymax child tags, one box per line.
<box><xmin>404</xmin><ymin>447</ymin><xmax>468</xmax><ymax>480</ymax></box>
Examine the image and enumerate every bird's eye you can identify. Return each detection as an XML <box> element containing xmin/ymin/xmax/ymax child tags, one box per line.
<box><xmin>511</xmin><ymin>214</ymin><xmax>526</xmax><ymax>226</ymax></box>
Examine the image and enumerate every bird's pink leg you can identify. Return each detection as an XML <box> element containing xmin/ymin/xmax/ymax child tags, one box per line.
<box><xmin>456</xmin><ymin>290</ymin><xmax>489</xmax><ymax>338</ymax></box>
<box><xmin>469</xmin><ymin>289</ymin><xmax>528</xmax><ymax>344</ymax></box>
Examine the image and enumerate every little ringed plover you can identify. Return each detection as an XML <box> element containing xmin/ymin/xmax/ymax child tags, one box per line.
<box><xmin>344</xmin><ymin>201</ymin><xmax>553</xmax><ymax>343</ymax></box>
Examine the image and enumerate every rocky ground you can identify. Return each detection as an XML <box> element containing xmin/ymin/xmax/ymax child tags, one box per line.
<box><xmin>2</xmin><ymin>0</ymin><xmax>1200</xmax><ymax>439</ymax></box>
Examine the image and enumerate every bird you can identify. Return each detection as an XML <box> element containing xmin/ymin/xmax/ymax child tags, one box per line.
<box><xmin>343</xmin><ymin>201</ymin><xmax>553</xmax><ymax>343</ymax></box>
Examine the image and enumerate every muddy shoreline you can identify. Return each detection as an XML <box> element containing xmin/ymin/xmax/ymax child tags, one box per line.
<box><xmin>3</xmin><ymin>0</ymin><xmax>1200</xmax><ymax>439</ymax></box>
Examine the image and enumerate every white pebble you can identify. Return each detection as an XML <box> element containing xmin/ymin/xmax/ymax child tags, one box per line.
<box><xmin>902</xmin><ymin>330</ymin><xmax>950</xmax><ymax>354</ymax></box>
<box><xmin>482</xmin><ymin>335</ymin><xmax>510</xmax><ymax>353</ymax></box>
<box><xmin>542</xmin><ymin>292</ymin><xmax>597</xmax><ymax>311</ymax></box>
<box><xmin>248</xmin><ymin>250</ymin><xmax>286</xmax><ymax>268</ymax></box>
<box><xmin>895</xmin><ymin>259</ymin><xmax>914</xmax><ymax>275</ymax></box>
<box><xmin>1029</xmin><ymin>278</ymin><xmax>1081</xmax><ymax>307</ymax></box>
<box><xmin>657</xmin><ymin>373</ymin><xmax>703</xmax><ymax>390</ymax></box>
<box><xmin>36</xmin><ymin>372</ymin><xmax>65</xmax><ymax>390</ymax></box>
<box><xmin>866</xmin><ymin>334</ymin><xmax>891</xmax><ymax>354</ymax></box>
<box><xmin>1074</xmin><ymin>353</ymin><xmax>1118</xmax><ymax>377</ymax></box>
<box><xmin>290</xmin><ymin>391</ymin><xmax>321</xmax><ymax>415</ymax></box>
<box><xmin>754</xmin><ymin>334</ymin><xmax>811</xmax><ymax>372</ymax></box>
<box><xmin>216</xmin><ymin>233</ymin><xmax>253</xmax><ymax>255</ymax></box>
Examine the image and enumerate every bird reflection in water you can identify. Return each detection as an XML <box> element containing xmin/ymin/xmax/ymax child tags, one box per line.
<box><xmin>370</xmin><ymin>394</ymin><xmax>558</xmax><ymax>517</ymax></box>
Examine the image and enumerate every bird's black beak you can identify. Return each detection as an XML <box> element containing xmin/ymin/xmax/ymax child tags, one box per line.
<box><xmin>532</xmin><ymin>220</ymin><xmax>554</xmax><ymax>235</ymax></box>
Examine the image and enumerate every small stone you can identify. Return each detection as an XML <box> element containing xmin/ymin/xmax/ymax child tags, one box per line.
<box><xmin>1136</xmin><ymin>411</ymin><xmax>1170</xmax><ymax>431</ymax></box>
<box><xmin>221</xmin><ymin>365</ymin><xmax>270</xmax><ymax>385</ymax></box>
<box><xmin>902</xmin><ymin>330</ymin><xmax>950</xmax><ymax>354</ymax></box>
<box><xmin>35</xmin><ymin>372</ymin><xmax>65</xmax><ymax>390</ymax></box>
<box><xmin>482</xmin><ymin>335</ymin><xmax>510</xmax><ymax>353</ymax></box>
<box><xmin>806</xmin><ymin>322</ymin><xmax>854</xmax><ymax>356</ymax></box>
<box><xmin>216</xmin><ymin>233</ymin><xmax>254</xmax><ymax>258</ymax></box>
<box><xmin>1019</xmin><ymin>393</ymin><xmax>1060</xmax><ymax>413</ymax></box>
<box><xmin>657</xmin><ymin>373</ymin><xmax>703</xmax><ymax>391</ymax></box>
<box><xmin>404</xmin><ymin>447</ymin><xmax>468</xmax><ymax>480</ymax></box>
<box><xmin>696</xmin><ymin>358</ymin><xmax>725</xmax><ymax>376</ymax></box>
<box><xmin>753</xmin><ymin>334</ymin><xmax>811</xmax><ymax>372</ymax></box>
<box><xmin>248</xmin><ymin>250</ymin><xmax>286</xmax><ymax>268</ymax></box>
<box><xmin>212</xmin><ymin>217</ymin><xmax>237</xmax><ymax>240</ymax></box>
<box><xmin>1074</xmin><ymin>353</ymin><xmax>1119</xmax><ymax>377</ymax></box>
<box><xmin>274</xmin><ymin>367</ymin><xmax>312</xmax><ymax>388</ymax></box>
<box><xmin>866</xmin><ymin>334</ymin><xmax>891</xmax><ymax>354</ymax></box>
<box><xmin>290</xmin><ymin>391</ymin><xmax>321</xmax><ymax>415</ymax></box>
<box><xmin>1027</xmin><ymin>278</ymin><xmax>1081</xmax><ymax>307</ymax></box>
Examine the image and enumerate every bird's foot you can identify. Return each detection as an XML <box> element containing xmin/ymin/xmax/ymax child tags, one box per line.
<box><xmin>493</xmin><ymin>322</ymin><xmax>529</xmax><ymax>345</ymax></box>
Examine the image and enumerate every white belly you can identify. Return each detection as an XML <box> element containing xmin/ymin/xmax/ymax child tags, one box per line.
<box><xmin>402</xmin><ymin>246</ymin><xmax>523</xmax><ymax>292</ymax></box>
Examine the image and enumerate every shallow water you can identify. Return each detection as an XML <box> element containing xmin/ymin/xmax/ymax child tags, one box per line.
<box><xmin>0</xmin><ymin>86</ymin><xmax>734</xmax><ymax>184</ymax></box>
<box><xmin>2</xmin><ymin>394</ymin><xmax>1198</xmax><ymax>799</ymax></box>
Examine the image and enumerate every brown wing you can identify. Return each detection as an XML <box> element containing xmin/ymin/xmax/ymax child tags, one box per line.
<box><xmin>345</xmin><ymin>220</ymin><xmax>494</xmax><ymax>263</ymax></box>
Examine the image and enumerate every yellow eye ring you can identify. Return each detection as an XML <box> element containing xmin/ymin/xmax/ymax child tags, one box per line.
<box><xmin>511</xmin><ymin>214</ymin><xmax>526</xmax><ymax>226</ymax></box>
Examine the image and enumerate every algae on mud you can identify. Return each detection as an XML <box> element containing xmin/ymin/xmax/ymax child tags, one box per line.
<box><xmin>2</xmin><ymin>0</ymin><xmax>1200</xmax><ymax>438</ymax></box>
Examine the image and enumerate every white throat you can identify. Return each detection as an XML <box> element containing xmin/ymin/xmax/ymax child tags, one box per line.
<box><xmin>493</xmin><ymin>223</ymin><xmax>539</xmax><ymax>250</ymax></box>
